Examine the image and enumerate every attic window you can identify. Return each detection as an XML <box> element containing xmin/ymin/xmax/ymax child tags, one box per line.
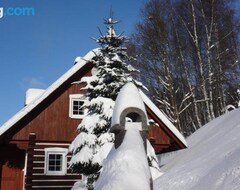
<box><xmin>44</xmin><ymin>148</ymin><xmax>68</xmax><ymax>175</ymax></box>
<box><xmin>69</xmin><ymin>94</ymin><xmax>85</xmax><ymax>119</ymax></box>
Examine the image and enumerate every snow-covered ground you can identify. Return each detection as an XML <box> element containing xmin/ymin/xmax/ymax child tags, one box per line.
<box><xmin>154</xmin><ymin>108</ymin><xmax>240</xmax><ymax>190</ymax></box>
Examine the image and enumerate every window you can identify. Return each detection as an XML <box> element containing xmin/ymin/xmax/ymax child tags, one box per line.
<box><xmin>69</xmin><ymin>94</ymin><xmax>85</xmax><ymax>119</ymax></box>
<box><xmin>45</xmin><ymin>148</ymin><xmax>68</xmax><ymax>175</ymax></box>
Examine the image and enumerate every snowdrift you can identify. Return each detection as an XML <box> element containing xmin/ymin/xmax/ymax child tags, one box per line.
<box><xmin>154</xmin><ymin>108</ymin><xmax>240</xmax><ymax>190</ymax></box>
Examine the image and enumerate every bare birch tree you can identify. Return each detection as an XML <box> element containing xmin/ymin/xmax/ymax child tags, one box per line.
<box><xmin>128</xmin><ymin>0</ymin><xmax>240</xmax><ymax>135</ymax></box>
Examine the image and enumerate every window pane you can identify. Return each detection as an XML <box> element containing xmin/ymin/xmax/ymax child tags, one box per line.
<box><xmin>73</xmin><ymin>105</ymin><xmax>79</xmax><ymax>110</ymax></box>
<box><xmin>72</xmin><ymin>99</ymin><xmax>84</xmax><ymax>116</ymax></box>
<box><xmin>49</xmin><ymin>166</ymin><xmax>55</xmax><ymax>171</ymax></box>
<box><xmin>49</xmin><ymin>160</ymin><xmax>55</xmax><ymax>166</ymax></box>
<box><xmin>56</xmin><ymin>166</ymin><xmax>61</xmax><ymax>171</ymax></box>
<box><xmin>49</xmin><ymin>154</ymin><xmax>55</xmax><ymax>159</ymax></box>
<box><xmin>56</xmin><ymin>155</ymin><xmax>62</xmax><ymax>160</ymax></box>
<box><xmin>56</xmin><ymin>160</ymin><xmax>61</xmax><ymax>166</ymax></box>
<box><xmin>48</xmin><ymin>154</ymin><xmax>63</xmax><ymax>172</ymax></box>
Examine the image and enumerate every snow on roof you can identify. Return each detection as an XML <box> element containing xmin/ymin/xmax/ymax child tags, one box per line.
<box><xmin>25</xmin><ymin>88</ymin><xmax>45</xmax><ymax>106</ymax></box>
<box><xmin>111</xmin><ymin>82</ymin><xmax>147</xmax><ymax>128</ymax></box>
<box><xmin>154</xmin><ymin>108</ymin><xmax>240</xmax><ymax>190</ymax></box>
<box><xmin>0</xmin><ymin>49</ymin><xmax>99</xmax><ymax>136</ymax></box>
<box><xmin>139</xmin><ymin>90</ymin><xmax>187</xmax><ymax>147</ymax></box>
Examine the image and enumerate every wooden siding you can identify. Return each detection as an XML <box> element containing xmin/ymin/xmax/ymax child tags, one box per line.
<box><xmin>11</xmin><ymin>67</ymin><xmax>92</xmax><ymax>142</ymax></box>
<box><xmin>148</xmin><ymin>125</ymin><xmax>170</xmax><ymax>153</ymax></box>
<box><xmin>146</xmin><ymin>105</ymin><xmax>186</xmax><ymax>153</ymax></box>
<box><xmin>1</xmin><ymin>62</ymin><xmax>185</xmax><ymax>153</ymax></box>
<box><xmin>25</xmin><ymin>134</ymin><xmax>82</xmax><ymax>190</ymax></box>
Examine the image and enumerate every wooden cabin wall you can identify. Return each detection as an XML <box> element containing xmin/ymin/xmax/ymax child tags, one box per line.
<box><xmin>9</xmin><ymin>64</ymin><xmax>175</xmax><ymax>153</ymax></box>
<box><xmin>11</xmin><ymin>69</ymin><xmax>92</xmax><ymax>143</ymax></box>
<box><xmin>25</xmin><ymin>134</ymin><xmax>81</xmax><ymax>190</ymax></box>
<box><xmin>146</xmin><ymin>106</ymin><xmax>175</xmax><ymax>154</ymax></box>
<box><xmin>0</xmin><ymin>61</ymin><xmax>187</xmax><ymax>190</ymax></box>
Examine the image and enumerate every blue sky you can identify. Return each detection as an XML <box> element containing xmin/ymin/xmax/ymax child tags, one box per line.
<box><xmin>0</xmin><ymin>0</ymin><xmax>145</xmax><ymax>125</ymax></box>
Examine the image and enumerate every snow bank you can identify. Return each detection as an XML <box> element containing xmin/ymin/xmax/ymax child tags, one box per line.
<box><xmin>154</xmin><ymin>108</ymin><xmax>240</xmax><ymax>190</ymax></box>
<box><xmin>94</xmin><ymin>126</ymin><xmax>151</xmax><ymax>190</ymax></box>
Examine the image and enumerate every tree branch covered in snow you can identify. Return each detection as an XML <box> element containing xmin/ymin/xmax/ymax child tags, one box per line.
<box><xmin>128</xmin><ymin>0</ymin><xmax>240</xmax><ymax>136</ymax></box>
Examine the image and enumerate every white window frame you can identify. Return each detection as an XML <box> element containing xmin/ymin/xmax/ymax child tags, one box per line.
<box><xmin>69</xmin><ymin>94</ymin><xmax>85</xmax><ymax>119</ymax></box>
<box><xmin>44</xmin><ymin>147</ymin><xmax>68</xmax><ymax>176</ymax></box>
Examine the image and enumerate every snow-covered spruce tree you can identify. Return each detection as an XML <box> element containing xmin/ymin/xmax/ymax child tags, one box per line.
<box><xmin>69</xmin><ymin>18</ymin><xmax>138</xmax><ymax>189</ymax></box>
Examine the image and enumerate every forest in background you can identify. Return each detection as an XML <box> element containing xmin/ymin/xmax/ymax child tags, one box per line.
<box><xmin>128</xmin><ymin>0</ymin><xmax>240</xmax><ymax>136</ymax></box>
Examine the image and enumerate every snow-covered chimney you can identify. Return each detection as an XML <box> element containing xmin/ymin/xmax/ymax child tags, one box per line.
<box><xmin>95</xmin><ymin>82</ymin><xmax>152</xmax><ymax>190</ymax></box>
<box><xmin>111</xmin><ymin>82</ymin><xmax>149</xmax><ymax>134</ymax></box>
<box><xmin>25</xmin><ymin>88</ymin><xmax>45</xmax><ymax>106</ymax></box>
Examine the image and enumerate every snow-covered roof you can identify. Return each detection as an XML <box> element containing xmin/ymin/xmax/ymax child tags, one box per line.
<box><xmin>140</xmin><ymin>91</ymin><xmax>187</xmax><ymax>147</ymax></box>
<box><xmin>0</xmin><ymin>49</ymin><xmax>99</xmax><ymax>136</ymax></box>
<box><xmin>154</xmin><ymin>108</ymin><xmax>240</xmax><ymax>190</ymax></box>
<box><xmin>0</xmin><ymin>48</ymin><xmax>187</xmax><ymax>149</ymax></box>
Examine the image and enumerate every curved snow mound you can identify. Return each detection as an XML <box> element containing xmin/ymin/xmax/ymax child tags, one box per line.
<box><xmin>111</xmin><ymin>82</ymin><xmax>147</xmax><ymax>128</ymax></box>
<box><xmin>95</xmin><ymin>126</ymin><xmax>151</xmax><ymax>190</ymax></box>
<box><xmin>154</xmin><ymin>108</ymin><xmax>240</xmax><ymax>190</ymax></box>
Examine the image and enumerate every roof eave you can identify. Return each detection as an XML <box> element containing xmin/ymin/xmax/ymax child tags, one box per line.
<box><xmin>140</xmin><ymin>90</ymin><xmax>188</xmax><ymax>148</ymax></box>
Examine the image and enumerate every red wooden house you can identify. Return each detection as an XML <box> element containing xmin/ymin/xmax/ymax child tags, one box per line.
<box><xmin>0</xmin><ymin>50</ymin><xmax>187</xmax><ymax>190</ymax></box>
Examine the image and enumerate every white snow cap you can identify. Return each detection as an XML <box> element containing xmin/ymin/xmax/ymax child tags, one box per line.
<box><xmin>111</xmin><ymin>82</ymin><xmax>148</xmax><ymax>129</ymax></box>
<box><xmin>25</xmin><ymin>88</ymin><xmax>45</xmax><ymax>106</ymax></box>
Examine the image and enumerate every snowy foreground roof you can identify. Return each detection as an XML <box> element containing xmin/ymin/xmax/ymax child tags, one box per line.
<box><xmin>154</xmin><ymin>109</ymin><xmax>240</xmax><ymax>190</ymax></box>
<box><xmin>0</xmin><ymin>49</ymin><xmax>187</xmax><ymax>148</ymax></box>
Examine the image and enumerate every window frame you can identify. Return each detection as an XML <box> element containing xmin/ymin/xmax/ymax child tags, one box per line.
<box><xmin>44</xmin><ymin>147</ymin><xmax>68</xmax><ymax>176</ymax></box>
<box><xmin>69</xmin><ymin>94</ymin><xmax>85</xmax><ymax>119</ymax></box>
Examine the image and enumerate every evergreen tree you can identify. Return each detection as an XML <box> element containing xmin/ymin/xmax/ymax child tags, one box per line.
<box><xmin>69</xmin><ymin>17</ymin><xmax>137</xmax><ymax>189</ymax></box>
